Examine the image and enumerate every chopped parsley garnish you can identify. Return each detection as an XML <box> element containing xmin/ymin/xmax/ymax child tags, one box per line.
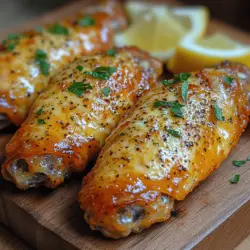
<box><xmin>223</xmin><ymin>76</ymin><xmax>235</xmax><ymax>86</ymax></box>
<box><xmin>48</xmin><ymin>24</ymin><xmax>69</xmax><ymax>35</ymax></box>
<box><xmin>84</xmin><ymin>66</ymin><xmax>116</xmax><ymax>80</ymax></box>
<box><xmin>162</xmin><ymin>72</ymin><xmax>191</xmax><ymax>87</ymax></box>
<box><xmin>166</xmin><ymin>129</ymin><xmax>180</xmax><ymax>137</ymax></box>
<box><xmin>247</xmin><ymin>156</ymin><xmax>250</xmax><ymax>161</ymax></box>
<box><xmin>2</xmin><ymin>33</ymin><xmax>21</xmax><ymax>52</ymax></box>
<box><xmin>230</xmin><ymin>174</ymin><xmax>240</xmax><ymax>184</ymax></box>
<box><xmin>174</xmin><ymin>72</ymin><xmax>191</xmax><ymax>82</ymax></box>
<box><xmin>102</xmin><ymin>87</ymin><xmax>111</xmax><ymax>96</ymax></box>
<box><xmin>40</xmin><ymin>61</ymin><xmax>50</xmax><ymax>75</ymax></box>
<box><xmin>35</xmin><ymin>49</ymin><xmax>47</xmax><ymax>60</ymax></box>
<box><xmin>106</xmin><ymin>48</ymin><xmax>116</xmax><ymax>57</ymax></box>
<box><xmin>181</xmin><ymin>81</ymin><xmax>189</xmax><ymax>102</ymax></box>
<box><xmin>78</xmin><ymin>16</ymin><xmax>95</xmax><ymax>27</ymax></box>
<box><xmin>232</xmin><ymin>160</ymin><xmax>246</xmax><ymax>167</ymax></box>
<box><xmin>7</xmin><ymin>43</ymin><xmax>16</xmax><ymax>51</ymax></box>
<box><xmin>68</xmin><ymin>82</ymin><xmax>92</xmax><ymax>97</ymax></box>
<box><xmin>7</xmin><ymin>34</ymin><xmax>21</xmax><ymax>40</ymax></box>
<box><xmin>76</xmin><ymin>65</ymin><xmax>83</xmax><ymax>72</ymax></box>
<box><xmin>36</xmin><ymin>107</ymin><xmax>44</xmax><ymax>115</ymax></box>
<box><xmin>120</xmin><ymin>133</ymin><xmax>125</xmax><ymax>136</ymax></box>
<box><xmin>161</xmin><ymin>79</ymin><xmax>175</xmax><ymax>86</ymax></box>
<box><xmin>35</xmin><ymin>49</ymin><xmax>50</xmax><ymax>76</ymax></box>
<box><xmin>213</xmin><ymin>104</ymin><xmax>223</xmax><ymax>121</ymax></box>
<box><xmin>171</xmin><ymin>104</ymin><xmax>184</xmax><ymax>118</ymax></box>
<box><xmin>154</xmin><ymin>101</ymin><xmax>184</xmax><ymax>118</ymax></box>
<box><xmin>37</xmin><ymin>119</ymin><xmax>46</xmax><ymax>125</ymax></box>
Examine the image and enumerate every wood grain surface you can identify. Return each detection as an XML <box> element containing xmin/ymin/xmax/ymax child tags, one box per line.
<box><xmin>0</xmin><ymin>1</ymin><xmax>250</xmax><ymax>250</ymax></box>
<box><xmin>0</xmin><ymin>224</ymin><xmax>32</xmax><ymax>250</ymax></box>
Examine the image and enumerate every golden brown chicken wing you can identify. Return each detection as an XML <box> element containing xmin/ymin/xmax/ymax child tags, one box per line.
<box><xmin>0</xmin><ymin>0</ymin><xmax>127</xmax><ymax>126</ymax></box>
<box><xmin>2</xmin><ymin>47</ymin><xmax>162</xmax><ymax>189</ymax></box>
<box><xmin>79</xmin><ymin>61</ymin><xmax>250</xmax><ymax>239</ymax></box>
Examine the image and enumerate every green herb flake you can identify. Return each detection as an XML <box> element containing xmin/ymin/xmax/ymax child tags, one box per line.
<box><xmin>174</xmin><ymin>72</ymin><xmax>191</xmax><ymax>82</ymax></box>
<box><xmin>37</xmin><ymin>119</ymin><xmax>46</xmax><ymax>125</ymax></box>
<box><xmin>78</xmin><ymin>16</ymin><xmax>95</xmax><ymax>27</ymax></box>
<box><xmin>166</xmin><ymin>129</ymin><xmax>180</xmax><ymax>137</ymax></box>
<box><xmin>40</xmin><ymin>60</ymin><xmax>50</xmax><ymax>75</ymax></box>
<box><xmin>102</xmin><ymin>87</ymin><xmax>111</xmax><ymax>96</ymax></box>
<box><xmin>230</xmin><ymin>174</ymin><xmax>240</xmax><ymax>184</ymax></box>
<box><xmin>161</xmin><ymin>79</ymin><xmax>175</xmax><ymax>86</ymax></box>
<box><xmin>120</xmin><ymin>133</ymin><xmax>125</xmax><ymax>136</ymax></box>
<box><xmin>76</xmin><ymin>65</ymin><xmax>83</xmax><ymax>72</ymax></box>
<box><xmin>223</xmin><ymin>76</ymin><xmax>235</xmax><ymax>86</ymax></box>
<box><xmin>35</xmin><ymin>49</ymin><xmax>50</xmax><ymax>76</ymax></box>
<box><xmin>7</xmin><ymin>43</ymin><xmax>16</xmax><ymax>51</ymax></box>
<box><xmin>213</xmin><ymin>104</ymin><xmax>223</xmax><ymax>121</ymax></box>
<box><xmin>106</xmin><ymin>48</ymin><xmax>116</xmax><ymax>57</ymax></box>
<box><xmin>171</xmin><ymin>105</ymin><xmax>184</xmax><ymax>118</ymax></box>
<box><xmin>48</xmin><ymin>24</ymin><xmax>69</xmax><ymax>35</ymax></box>
<box><xmin>232</xmin><ymin>160</ymin><xmax>246</xmax><ymax>167</ymax></box>
<box><xmin>35</xmin><ymin>49</ymin><xmax>47</xmax><ymax>60</ymax></box>
<box><xmin>154</xmin><ymin>101</ymin><xmax>184</xmax><ymax>118</ymax></box>
<box><xmin>181</xmin><ymin>81</ymin><xmax>189</xmax><ymax>102</ymax></box>
<box><xmin>7</xmin><ymin>34</ymin><xmax>21</xmax><ymax>40</ymax></box>
<box><xmin>68</xmin><ymin>82</ymin><xmax>92</xmax><ymax>97</ymax></box>
<box><xmin>36</xmin><ymin>107</ymin><xmax>44</xmax><ymax>115</ymax></box>
<box><xmin>247</xmin><ymin>156</ymin><xmax>250</xmax><ymax>161</ymax></box>
<box><xmin>84</xmin><ymin>66</ymin><xmax>116</xmax><ymax>80</ymax></box>
<box><xmin>2</xmin><ymin>33</ymin><xmax>21</xmax><ymax>51</ymax></box>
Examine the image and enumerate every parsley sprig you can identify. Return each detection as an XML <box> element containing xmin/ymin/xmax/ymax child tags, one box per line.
<box><xmin>2</xmin><ymin>33</ymin><xmax>21</xmax><ymax>51</ymax></box>
<box><xmin>102</xmin><ymin>87</ymin><xmax>111</xmax><ymax>96</ymax></box>
<box><xmin>68</xmin><ymin>82</ymin><xmax>92</xmax><ymax>97</ymax></box>
<box><xmin>166</xmin><ymin>129</ymin><xmax>180</xmax><ymax>137</ymax></box>
<box><xmin>213</xmin><ymin>103</ymin><xmax>223</xmax><ymax>121</ymax></box>
<box><xmin>154</xmin><ymin>101</ymin><xmax>184</xmax><ymax>118</ymax></box>
<box><xmin>35</xmin><ymin>49</ymin><xmax>50</xmax><ymax>76</ymax></box>
<box><xmin>37</xmin><ymin>119</ymin><xmax>46</xmax><ymax>125</ymax></box>
<box><xmin>230</xmin><ymin>174</ymin><xmax>240</xmax><ymax>184</ymax></box>
<box><xmin>36</xmin><ymin>107</ymin><xmax>44</xmax><ymax>115</ymax></box>
<box><xmin>84</xmin><ymin>66</ymin><xmax>116</xmax><ymax>80</ymax></box>
<box><xmin>162</xmin><ymin>72</ymin><xmax>191</xmax><ymax>87</ymax></box>
<box><xmin>106</xmin><ymin>48</ymin><xmax>116</xmax><ymax>57</ymax></box>
<box><xmin>223</xmin><ymin>76</ymin><xmax>235</xmax><ymax>86</ymax></box>
<box><xmin>48</xmin><ymin>24</ymin><xmax>69</xmax><ymax>35</ymax></box>
<box><xmin>78</xmin><ymin>16</ymin><xmax>95</xmax><ymax>27</ymax></box>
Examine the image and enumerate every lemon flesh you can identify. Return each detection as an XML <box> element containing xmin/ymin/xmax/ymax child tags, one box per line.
<box><xmin>117</xmin><ymin>2</ymin><xmax>209</xmax><ymax>60</ymax></box>
<box><xmin>169</xmin><ymin>33</ymin><xmax>250</xmax><ymax>73</ymax></box>
<box><xmin>115</xmin><ymin>8</ymin><xmax>186</xmax><ymax>59</ymax></box>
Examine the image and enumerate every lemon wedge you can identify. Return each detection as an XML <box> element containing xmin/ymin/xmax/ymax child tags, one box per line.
<box><xmin>125</xmin><ymin>2</ymin><xmax>167</xmax><ymax>23</ymax></box>
<box><xmin>168</xmin><ymin>33</ymin><xmax>250</xmax><ymax>73</ymax></box>
<box><xmin>116</xmin><ymin>2</ymin><xmax>209</xmax><ymax>60</ymax></box>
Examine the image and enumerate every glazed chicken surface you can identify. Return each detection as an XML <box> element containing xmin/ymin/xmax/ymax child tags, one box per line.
<box><xmin>79</xmin><ymin>62</ymin><xmax>250</xmax><ymax>239</ymax></box>
<box><xmin>0</xmin><ymin>0</ymin><xmax>127</xmax><ymax>126</ymax></box>
<box><xmin>2</xmin><ymin>47</ymin><xmax>162</xmax><ymax>189</ymax></box>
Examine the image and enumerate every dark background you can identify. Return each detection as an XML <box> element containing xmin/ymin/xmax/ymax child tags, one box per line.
<box><xmin>0</xmin><ymin>0</ymin><xmax>250</xmax><ymax>33</ymax></box>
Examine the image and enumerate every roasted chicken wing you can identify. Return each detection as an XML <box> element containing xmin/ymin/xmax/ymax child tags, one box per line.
<box><xmin>0</xmin><ymin>0</ymin><xmax>127</xmax><ymax>126</ymax></box>
<box><xmin>2</xmin><ymin>47</ymin><xmax>162</xmax><ymax>189</ymax></box>
<box><xmin>79</xmin><ymin>61</ymin><xmax>250</xmax><ymax>238</ymax></box>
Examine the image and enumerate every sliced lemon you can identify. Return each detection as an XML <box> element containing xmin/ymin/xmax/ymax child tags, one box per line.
<box><xmin>125</xmin><ymin>2</ymin><xmax>168</xmax><ymax>23</ymax></box>
<box><xmin>171</xmin><ymin>6</ymin><xmax>209</xmax><ymax>42</ymax></box>
<box><xmin>115</xmin><ymin>7</ymin><xmax>186</xmax><ymax>60</ymax></box>
<box><xmin>116</xmin><ymin>2</ymin><xmax>209</xmax><ymax>60</ymax></box>
<box><xmin>168</xmin><ymin>33</ymin><xmax>250</xmax><ymax>73</ymax></box>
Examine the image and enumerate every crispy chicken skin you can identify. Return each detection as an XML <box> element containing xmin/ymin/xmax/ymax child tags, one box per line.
<box><xmin>0</xmin><ymin>0</ymin><xmax>127</xmax><ymax>126</ymax></box>
<box><xmin>79</xmin><ymin>62</ymin><xmax>250</xmax><ymax>239</ymax></box>
<box><xmin>1</xmin><ymin>47</ymin><xmax>162</xmax><ymax>190</ymax></box>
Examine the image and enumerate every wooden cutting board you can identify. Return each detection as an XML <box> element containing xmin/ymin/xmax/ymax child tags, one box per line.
<box><xmin>1</xmin><ymin>1</ymin><xmax>250</xmax><ymax>249</ymax></box>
